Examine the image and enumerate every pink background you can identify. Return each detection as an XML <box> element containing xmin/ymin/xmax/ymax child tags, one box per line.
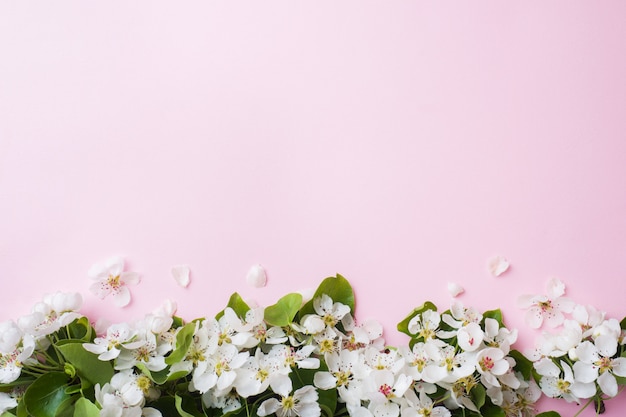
<box><xmin>1</xmin><ymin>2</ymin><xmax>626</xmax><ymax>415</ymax></box>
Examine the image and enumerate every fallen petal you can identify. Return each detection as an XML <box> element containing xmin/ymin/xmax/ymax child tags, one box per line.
<box><xmin>171</xmin><ymin>265</ymin><xmax>191</xmax><ymax>288</ymax></box>
<box><xmin>488</xmin><ymin>255</ymin><xmax>510</xmax><ymax>277</ymax></box>
<box><xmin>246</xmin><ymin>264</ymin><xmax>267</xmax><ymax>288</ymax></box>
<box><xmin>546</xmin><ymin>277</ymin><xmax>565</xmax><ymax>298</ymax></box>
<box><xmin>447</xmin><ymin>282</ymin><xmax>465</xmax><ymax>297</ymax></box>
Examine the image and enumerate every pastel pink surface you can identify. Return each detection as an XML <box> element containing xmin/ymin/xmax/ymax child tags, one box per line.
<box><xmin>1</xmin><ymin>2</ymin><xmax>626</xmax><ymax>415</ymax></box>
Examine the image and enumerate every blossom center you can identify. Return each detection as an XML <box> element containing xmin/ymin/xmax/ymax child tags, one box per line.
<box><xmin>334</xmin><ymin>370</ymin><xmax>351</xmax><ymax>387</ymax></box>
<box><xmin>418</xmin><ymin>327</ymin><xmax>435</xmax><ymax>340</ymax></box>
<box><xmin>480</xmin><ymin>356</ymin><xmax>495</xmax><ymax>372</ymax></box>
<box><xmin>537</xmin><ymin>300</ymin><xmax>553</xmax><ymax>312</ymax></box>
<box><xmin>556</xmin><ymin>379</ymin><xmax>571</xmax><ymax>394</ymax></box>
<box><xmin>319</xmin><ymin>338</ymin><xmax>335</xmax><ymax>354</ymax></box>
<box><xmin>136</xmin><ymin>375</ymin><xmax>152</xmax><ymax>395</ymax></box>
<box><xmin>323</xmin><ymin>314</ymin><xmax>337</xmax><ymax>327</ymax></box>
<box><xmin>256</xmin><ymin>368</ymin><xmax>269</xmax><ymax>382</ymax></box>
<box><xmin>107</xmin><ymin>274</ymin><xmax>122</xmax><ymax>290</ymax></box>
<box><xmin>595</xmin><ymin>357</ymin><xmax>613</xmax><ymax>374</ymax></box>
<box><xmin>378</xmin><ymin>383</ymin><xmax>394</xmax><ymax>399</ymax></box>
<box><xmin>281</xmin><ymin>395</ymin><xmax>296</xmax><ymax>413</ymax></box>
<box><xmin>218</xmin><ymin>332</ymin><xmax>232</xmax><ymax>346</ymax></box>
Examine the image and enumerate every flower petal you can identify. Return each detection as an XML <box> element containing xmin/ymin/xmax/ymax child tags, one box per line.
<box><xmin>120</xmin><ymin>271</ymin><xmax>140</xmax><ymax>285</ymax></box>
<box><xmin>488</xmin><ymin>255</ymin><xmax>509</xmax><ymax>277</ymax></box>
<box><xmin>546</xmin><ymin>277</ymin><xmax>565</xmax><ymax>298</ymax></box>
<box><xmin>447</xmin><ymin>282</ymin><xmax>464</xmax><ymax>298</ymax></box>
<box><xmin>598</xmin><ymin>371</ymin><xmax>618</xmax><ymax>397</ymax></box>
<box><xmin>246</xmin><ymin>264</ymin><xmax>267</xmax><ymax>288</ymax></box>
<box><xmin>112</xmin><ymin>286</ymin><xmax>131</xmax><ymax>307</ymax></box>
<box><xmin>525</xmin><ymin>307</ymin><xmax>544</xmax><ymax>329</ymax></box>
<box><xmin>171</xmin><ymin>265</ymin><xmax>191</xmax><ymax>288</ymax></box>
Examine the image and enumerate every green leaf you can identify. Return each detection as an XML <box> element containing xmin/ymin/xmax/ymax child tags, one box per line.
<box><xmin>481</xmin><ymin>403</ymin><xmax>505</xmax><ymax>417</ymax></box>
<box><xmin>65</xmin><ymin>317</ymin><xmax>93</xmax><ymax>342</ymax></box>
<box><xmin>396</xmin><ymin>301</ymin><xmax>438</xmax><ymax>337</ymax></box>
<box><xmin>16</xmin><ymin>399</ymin><xmax>27</xmax><ymax>417</ymax></box>
<box><xmin>299</xmin><ymin>274</ymin><xmax>355</xmax><ymax>318</ymax></box>
<box><xmin>482</xmin><ymin>309</ymin><xmax>504</xmax><ymax>327</ymax></box>
<box><xmin>23</xmin><ymin>372</ymin><xmax>71</xmax><ymax>417</ymax></box>
<box><xmin>509</xmin><ymin>350</ymin><xmax>534</xmax><ymax>380</ymax></box>
<box><xmin>148</xmin><ymin>396</ymin><xmax>179</xmax><ymax>416</ymax></box>
<box><xmin>174</xmin><ymin>393</ymin><xmax>204</xmax><ymax>417</ymax></box>
<box><xmin>536</xmin><ymin>412</ymin><xmax>561</xmax><ymax>417</ymax></box>
<box><xmin>264</xmin><ymin>293</ymin><xmax>303</xmax><ymax>327</ymax></box>
<box><xmin>469</xmin><ymin>383</ymin><xmax>486</xmax><ymax>410</ymax></box>
<box><xmin>620</xmin><ymin>316</ymin><xmax>626</xmax><ymax>330</ymax></box>
<box><xmin>72</xmin><ymin>398</ymin><xmax>100</xmax><ymax>417</ymax></box>
<box><xmin>1</xmin><ymin>412</ymin><xmax>16</xmax><ymax>417</ymax></box>
<box><xmin>56</xmin><ymin>342</ymin><xmax>114</xmax><ymax>387</ymax></box>
<box><xmin>166</xmin><ymin>322</ymin><xmax>197</xmax><ymax>366</ymax></box>
<box><xmin>135</xmin><ymin>362</ymin><xmax>171</xmax><ymax>385</ymax></box>
<box><xmin>216</xmin><ymin>293</ymin><xmax>250</xmax><ymax>320</ymax></box>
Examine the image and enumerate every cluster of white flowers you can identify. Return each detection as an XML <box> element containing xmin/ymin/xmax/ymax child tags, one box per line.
<box><xmin>80</xmin><ymin>292</ymin><xmax>538</xmax><ymax>417</ymax></box>
<box><xmin>0</xmin><ymin>292</ymin><xmax>83</xmax><ymax>413</ymax></box>
<box><xmin>522</xmin><ymin>279</ymin><xmax>626</xmax><ymax>407</ymax></box>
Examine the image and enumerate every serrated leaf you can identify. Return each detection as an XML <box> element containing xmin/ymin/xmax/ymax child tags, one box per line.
<box><xmin>265</xmin><ymin>293</ymin><xmax>303</xmax><ymax>327</ymax></box>
<box><xmin>56</xmin><ymin>342</ymin><xmax>114</xmax><ymax>387</ymax></box>
<box><xmin>23</xmin><ymin>373</ymin><xmax>71</xmax><ymax>417</ymax></box>
<box><xmin>72</xmin><ymin>398</ymin><xmax>99</xmax><ymax>417</ymax></box>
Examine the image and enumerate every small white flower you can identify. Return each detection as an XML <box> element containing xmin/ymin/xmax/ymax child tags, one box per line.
<box><xmin>192</xmin><ymin>344</ymin><xmax>249</xmax><ymax>393</ymax></box>
<box><xmin>573</xmin><ymin>338</ymin><xmax>626</xmax><ymax>397</ymax></box>
<box><xmin>399</xmin><ymin>343</ymin><xmax>431</xmax><ymax>381</ymax></box>
<box><xmin>517</xmin><ymin>278</ymin><xmax>575</xmax><ymax>329</ymax></box>
<box><xmin>483</xmin><ymin>318</ymin><xmax>517</xmax><ymax>355</ymax></box>
<box><xmin>272</xmin><ymin>345</ymin><xmax>320</xmax><ymax>370</ymax></box>
<box><xmin>17</xmin><ymin>292</ymin><xmax>83</xmax><ymax>337</ymax></box>
<box><xmin>403</xmin><ymin>389</ymin><xmax>451</xmax><ymax>417</ymax></box>
<box><xmin>364</xmin><ymin>370</ymin><xmax>412</xmax><ymax>417</ymax></box>
<box><xmin>115</xmin><ymin>330</ymin><xmax>169</xmax><ymax>372</ymax></box>
<box><xmin>364</xmin><ymin>346</ymin><xmax>405</xmax><ymax>374</ymax></box>
<box><xmin>408</xmin><ymin>310</ymin><xmax>444</xmax><ymax>341</ymax></box>
<box><xmin>246</xmin><ymin>264</ymin><xmax>267</xmax><ymax>288</ymax></box>
<box><xmin>257</xmin><ymin>380</ymin><xmax>320</xmax><ymax>417</ymax></box>
<box><xmin>89</xmin><ymin>256</ymin><xmax>140</xmax><ymax>307</ymax></box>
<box><xmin>235</xmin><ymin>347</ymin><xmax>289</xmax><ymax>398</ymax></box>
<box><xmin>0</xmin><ymin>323</ymin><xmax>35</xmax><ymax>384</ymax></box>
<box><xmin>171</xmin><ymin>265</ymin><xmax>191</xmax><ymax>288</ymax></box>
<box><xmin>96</xmin><ymin>369</ymin><xmax>159</xmax><ymax>417</ymax></box>
<box><xmin>476</xmin><ymin>347</ymin><xmax>510</xmax><ymax>387</ymax></box>
<box><xmin>422</xmin><ymin>343</ymin><xmax>476</xmax><ymax>384</ymax></box>
<box><xmin>83</xmin><ymin>323</ymin><xmax>144</xmax><ymax>361</ymax></box>
<box><xmin>314</xmin><ymin>294</ymin><xmax>350</xmax><ymax>329</ymax></box>
<box><xmin>536</xmin><ymin>359</ymin><xmax>595</xmax><ymax>403</ymax></box>
<box><xmin>456</xmin><ymin>322</ymin><xmax>484</xmax><ymax>352</ymax></box>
